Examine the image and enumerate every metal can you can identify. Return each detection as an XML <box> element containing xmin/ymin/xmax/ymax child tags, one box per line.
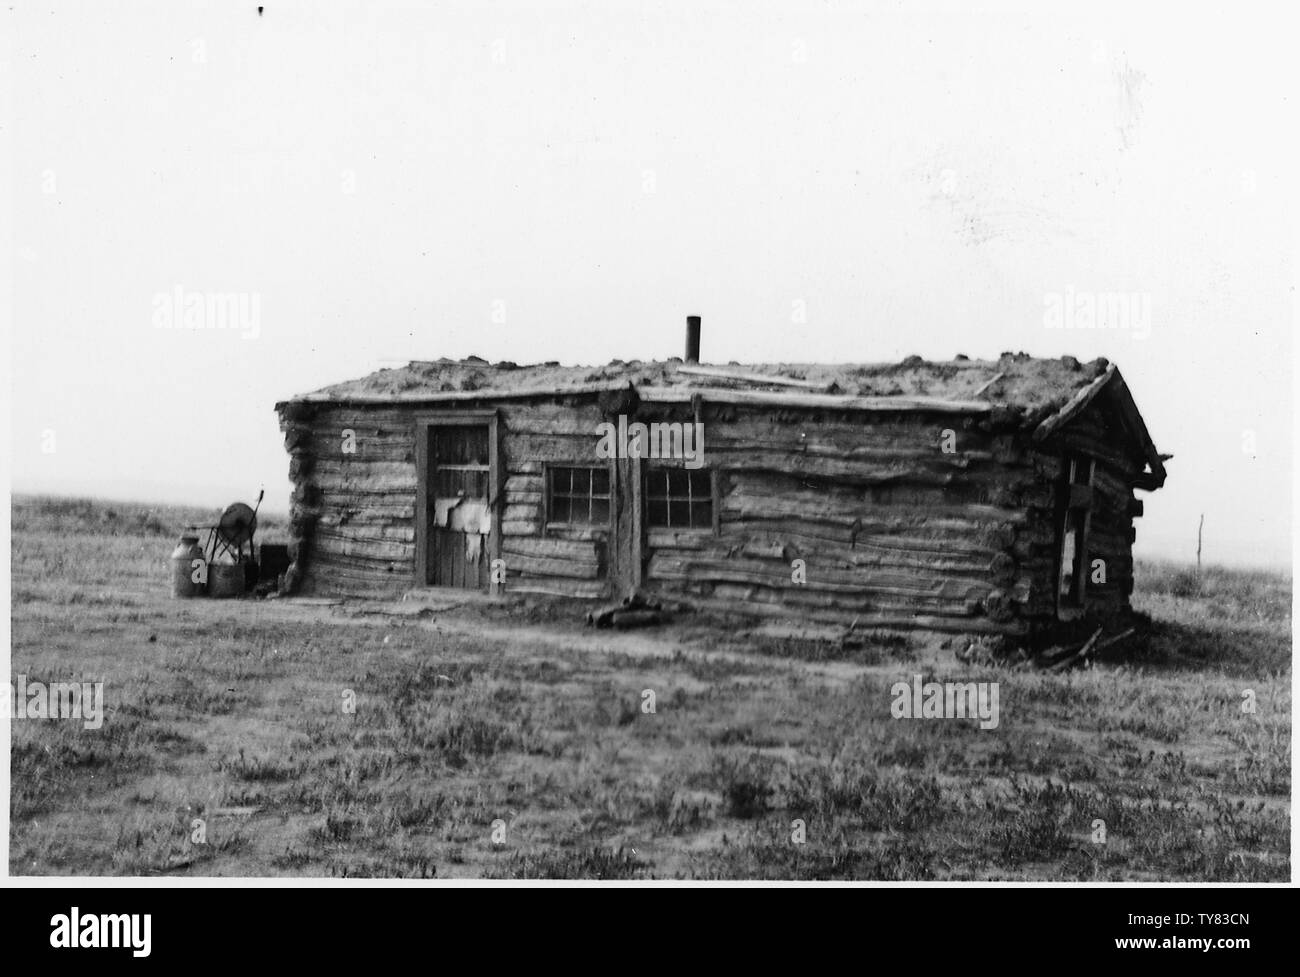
<box><xmin>208</xmin><ymin>563</ymin><xmax>246</xmax><ymax>599</ymax></box>
<box><xmin>170</xmin><ymin>535</ymin><xmax>206</xmax><ymax>597</ymax></box>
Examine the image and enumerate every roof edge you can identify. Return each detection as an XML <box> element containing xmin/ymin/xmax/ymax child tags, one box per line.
<box><xmin>1032</xmin><ymin>364</ymin><xmax>1167</xmax><ymax>489</ymax></box>
<box><xmin>278</xmin><ymin>382</ymin><xmax>994</xmax><ymax>414</ymax></box>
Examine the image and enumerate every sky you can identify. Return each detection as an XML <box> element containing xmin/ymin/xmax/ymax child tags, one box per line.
<box><xmin>4</xmin><ymin>0</ymin><xmax>1296</xmax><ymax>568</ymax></box>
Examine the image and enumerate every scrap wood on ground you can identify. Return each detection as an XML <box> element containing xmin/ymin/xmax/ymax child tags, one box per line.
<box><xmin>586</xmin><ymin>590</ymin><xmax>691</xmax><ymax>629</ymax></box>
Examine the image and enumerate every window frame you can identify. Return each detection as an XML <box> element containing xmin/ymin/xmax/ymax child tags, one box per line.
<box><xmin>643</xmin><ymin>465</ymin><xmax>718</xmax><ymax>534</ymax></box>
<box><xmin>543</xmin><ymin>462</ymin><xmax>614</xmax><ymax>532</ymax></box>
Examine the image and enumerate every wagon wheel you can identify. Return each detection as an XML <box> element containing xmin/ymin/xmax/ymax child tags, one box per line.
<box><xmin>214</xmin><ymin>502</ymin><xmax>258</xmax><ymax>562</ymax></box>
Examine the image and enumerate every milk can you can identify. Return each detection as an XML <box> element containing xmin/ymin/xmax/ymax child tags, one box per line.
<box><xmin>170</xmin><ymin>535</ymin><xmax>206</xmax><ymax>597</ymax></box>
<box><xmin>208</xmin><ymin>562</ymin><xmax>246</xmax><ymax>598</ymax></box>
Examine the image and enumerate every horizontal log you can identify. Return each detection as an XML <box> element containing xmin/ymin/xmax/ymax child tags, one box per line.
<box><xmin>504</xmin><ymin>413</ymin><xmax>616</xmax><ymax>437</ymax></box>
<box><xmin>310</xmin><ymin>459</ymin><xmax>415</xmax><ymax>479</ymax></box>
<box><xmin>304</xmin><ymin>434</ymin><xmax>414</xmax><ymax>459</ymax></box>
<box><xmin>711</xmin><ymin>450</ymin><xmax>1021</xmax><ymax>485</ymax></box>
<box><xmin>288</xmin><ymin>406</ymin><xmax>432</xmax><ymax>427</ymax></box>
<box><xmin>719</xmin><ymin>487</ymin><xmax>1028</xmax><ymax>530</ymax></box>
<box><xmin>705</xmin><ymin>415</ymin><xmax>986</xmax><ymax>444</ymax></box>
<box><xmin>650</xmin><ymin>533</ymin><xmax>1000</xmax><ymax>580</ymax></box>
<box><xmin>652</xmin><ymin>590</ymin><xmax>1026</xmax><ymax>633</ymax></box>
<box><xmin>499</xmin><ymin>403</ymin><xmax>609</xmax><ymax>426</ymax></box>
<box><xmin>705</xmin><ymin>427</ymin><xmax>1001</xmax><ymax>459</ymax></box>
<box><xmin>315</xmin><ymin>521</ymin><xmax>415</xmax><ymax>541</ymax></box>
<box><xmin>501</xmin><ymin>519</ymin><xmax>542</xmax><ymax>536</ymax></box>
<box><xmin>1091</xmin><ymin>463</ymin><xmax>1136</xmax><ymax>498</ymax></box>
<box><xmin>648</xmin><ymin>529</ymin><xmax>728</xmax><ymax>550</ymax></box>
<box><xmin>505</xmin><ymin>474</ymin><xmax>543</xmax><ymax>494</ymax></box>
<box><xmin>677</xmin><ymin>580</ymin><xmax>983</xmax><ymax>618</ymax></box>
<box><xmin>646</xmin><ymin>554</ymin><xmax>993</xmax><ymax>603</ymax></box>
<box><xmin>504</xmin><ymin>434</ymin><xmax>604</xmax><ymax>465</ymax></box>
<box><xmin>741</xmin><ymin>540</ymin><xmax>790</xmax><ymax>560</ymax></box>
<box><xmin>504</xmin><ymin>554</ymin><xmax>602</xmax><ymax>580</ymax></box>
<box><xmin>313</xmin><ymin>534</ymin><xmax>416</xmax><ymax>563</ymax></box>
<box><xmin>503</xmin><ymin>502</ymin><xmax>541</xmax><ymax>523</ymax></box>
<box><xmin>305</xmin><ymin>560</ymin><xmax>413</xmax><ymax>585</ymax></box>
<box><xmin>506</xmin><ymin>578</ymin><xmax>607</xmax><ymax>599</ymax></box>
<box><xmin>502</xmin><ymin>536</ymin><xmax>601</xmax><ymax>560</ymax></box>
<box><xmin>310</xmin><ymin>472</ymin><xmax>418</xmax><ymax>494</ymax></box>
<box><xmin>315</xmin><ymin>508</ymin><xmax>414</xmax><ymax>526</ymax></box>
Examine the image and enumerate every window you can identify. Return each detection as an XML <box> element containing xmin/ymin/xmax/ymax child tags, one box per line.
<box><xmin>646</xmin><ymin>467</ymin><xmax>713</xmax><ymax>530</ymax></box>
<box><xmin>1058</xmin><ymin>453</ymin><xmax>1095</xmax><ymax>608</ymax></box>
<box><xmin>432</xmin><ymin>425</ymin><xmax>490</xmax><ymax>498</ymax></box>
<box><xmin>546</xmin><ymin>466</ymin><xmax>611</xmax><ymax>526</ymax></box>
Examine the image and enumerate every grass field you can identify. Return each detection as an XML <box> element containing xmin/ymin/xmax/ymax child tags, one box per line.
<box><xmin>8</xmin><ymin>495</ymin><xmax>1292</xmax><ymax>879</ymax></box>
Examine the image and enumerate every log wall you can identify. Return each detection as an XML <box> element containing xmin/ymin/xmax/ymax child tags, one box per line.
<box><xmin>638</xmin><ymin>403</ymin><xmax>1042</xmax><ymax>633</ymax></box>
<box><xmin>1033</xmin><ymin>404</ymin><xmax>1145</xmax><ymax>628</ymax></box>
<box><xmin>277</xmin><ymin>390</ymin><xmax>1147</xmax><ymax>637</ymax></box>
<box><xmin>278</xmin><ymin>399</ymin><xmax>615</xmax><ymax>599</ymax></box>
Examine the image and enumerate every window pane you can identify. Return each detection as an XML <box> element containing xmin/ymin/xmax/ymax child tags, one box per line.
<box><xmin>692</xmin><ymin>497</ymin><xmax>713</xmax><ymax>529</ymax></box>
<box><xmin>550</xmin><ymin>496</ymin><xmax>571</xmax><ymax>524</ymax></box>
<box><xmin>647</xmin><ymin>499</ymin><xmax>668</xmax><ymax>526</ymax></box>
<box><xmin>547</xmin><ymin>466</ymin><xmax>615</xmax><ymax>525</ymax></box>
<box><xmin>434</xmin><ymin>426</ymin><xmax>488</xmax><ymax>466</ymax></box>
<box><xmin>646</xmin><ymin>468</ymin><xmax>711</xmax><ymax>528</ymax></box>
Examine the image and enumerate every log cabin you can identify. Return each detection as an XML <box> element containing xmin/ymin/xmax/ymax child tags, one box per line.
<box><xmin>275</xmin><ymin>319</ymin><xmax>1168</xmax><ymax>642</ymax></box>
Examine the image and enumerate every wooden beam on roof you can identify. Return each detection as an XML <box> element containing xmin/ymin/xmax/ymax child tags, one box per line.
<box><xmin>1108</xmin><ymin>370</ymin><xmax>1167</xmax><ymax>486</ymax></box>
<box><xmin>284</xmin><ymin>379</ymin><xmax>634</xmax><ymax>405</ymax></box>
<box><xmin>675</xmin><ymin>365</ymin><xmax>832</xmax><ymax>391</ymax></box>
<box><xmin>637</xmin><ymin>385</ymin><xmax>993</xmax><ymax>413</ymax></box>
<box><xmin>1033</xmin><ymin>364</ymin><xmax>1169</xmax><ymax>490</ymax></box>
<box><xmin>973</xmin><ymin>371</ymin><xmax>1006</xmax><ymax>398</ymax></box>
<box><xmin>1032</xmin><ymin>364</ymin><xmax>1117</xmax><ymax>442</ymax></box>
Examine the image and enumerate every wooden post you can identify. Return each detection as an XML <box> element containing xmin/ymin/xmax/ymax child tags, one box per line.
<box><xmin>609</xmin><ymin>452</ymin><xmax>643</xmax><ymax>600</ymax></box>
<box><xmin>1196</xmin><ymin>513</ymin><xmax>1204</xmax><ymax>583</ymax></box>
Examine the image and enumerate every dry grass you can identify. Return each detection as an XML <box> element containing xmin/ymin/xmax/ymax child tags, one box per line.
<box><xmin>8</xmin><ymin>495</ymin><xmax>1290</xmax><ymax>880</ymax></box>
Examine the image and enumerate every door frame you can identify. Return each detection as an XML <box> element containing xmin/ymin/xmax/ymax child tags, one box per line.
<box><xmin>413</xmin><ymin>410</ymin><xmax>501</xmax><ymax>588</ymax></box>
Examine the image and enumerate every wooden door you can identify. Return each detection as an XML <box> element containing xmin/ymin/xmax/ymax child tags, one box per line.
<box><xmin>428</xmin><ymin>424</ymin><xmax>491</xmax><ymax>589</ymax></box>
